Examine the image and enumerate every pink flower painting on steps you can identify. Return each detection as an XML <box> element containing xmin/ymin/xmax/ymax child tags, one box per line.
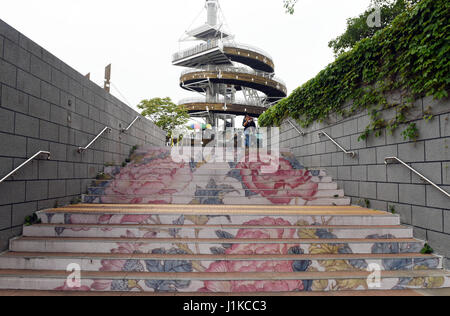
<box><xmin>236</xmin><ymin>155</ymin><xmax>318</xmax><ymax>204</ymax></box>
<box><xmin>102</xmin><ymin>153</ymin><xmax>193</xmax><ymax>204</ymax></box>
<box><xmin>87</xmin><ymin>148</ymin><xmax>321</xmax><ymax>205</ymax></box>
<box><xmin>199</xmin><ymin>217</ymin><xmax>306</xmax><ymax>293</ymax></box>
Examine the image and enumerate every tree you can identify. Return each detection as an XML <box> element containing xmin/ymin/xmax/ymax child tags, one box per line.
<box><xmin>328</xmin><ymin>0</ymin><xmax>420</xmax><ymax>56</ymax></box>
<box><xmin>137</xmin><ymin>97</ymin><xmax>190</xmax><ymax>139</ymax></box>
<box><xmin>282</xmin><ymin>0</ymin><xmax>420</xmax><ymax>56</ymax></box>
<box><xmin>283</xmin><ymin>0</ymin><xmax>298</xmax><ymax>14</ymax></box>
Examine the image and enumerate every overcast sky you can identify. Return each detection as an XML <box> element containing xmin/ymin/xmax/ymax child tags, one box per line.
<box><xmin>1</xmin><ymin>0</ymin><xmax>371</xmax><ymax>112</ymax></box>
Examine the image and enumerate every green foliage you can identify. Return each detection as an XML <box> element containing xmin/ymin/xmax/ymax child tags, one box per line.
<box><xmin>389</xmin><ymin>205</ymin><xmax>396</xmax><ymax>214</ymax></box>
<box><xmin>70</xmin><ymin>197</ymin><xmax>82</xmax><ymax>205</ymax></box>
<box><xmin>283</xmin><ymin>0</ymin><xmax>298</xmax><ymax>14</ymax></box>
<box><xmin>329</xmin><ymin>0</ymin><xmax>420</xmax><ymax>56</ymax></box>
<box><xmin>129</xmin><ymin>145</ymin><xmax>139</xmax><ymax>156</ymax></box>
<box><xmin>138</xmin><ymin>97</ymin><xmax>190</xmax><ymax>138</ymax></box>
<box><xmin>261</xmin><ymin>0</ymin><xmax>449</xmax><ymax>143</ymax></box>
<box><xmin>359</xmin><ymin>199</ymin><xmax>372</xmax><ymax>208</ymax></box>
<box><xmin>96</xmin><ymin>172</ymin><xmax>108</xmax><ymax>180</ymax></box>
<box><xmin>421</xmin><ymin>243</ymin><xmax>434</xmax><ymax>254</ymax></box>
<box><xmin>401</xmin><ymin>123</ymin><xmax>419</xmax><ymax>141</ymax></box>
<box><xmin>24</xmin><ymin>214</ymin><xmax>41</xmax><ymax>227</ymax></box>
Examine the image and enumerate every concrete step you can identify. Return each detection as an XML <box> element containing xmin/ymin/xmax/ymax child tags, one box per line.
<box><xmin>103</xmin><ymin>166</ymin><xmax>327</xmax><ymax>176</ymax></box>
<box><xmin>9</xmin><ymin>236</ymin><xmax>424</xmax><ymax>255</ymax></box>
<box><xmin>83</xmin><ymin>195</ymin><xmax>351</xmax><ymax>206</ymax></box>
<box><xmin>0</xmin><ymin>252</ymin><xmax>441</xmax><ymax>272</ymax></box>
<box><xmin>88</xmin><ymin>182</ymin><xmax>339</xmax><ymax>191</ymax></box>
<box><xmin>94</xmin><ymin>176</ymin><xmax>334</xmax><ymax>184</ymax></box>
<box><xmin>37</xmin><ymin>205</ymin><xmax>401</xmax><ymax>226</ymax></box>
<box><xmin>85</xmin><ymin>189</ymin><xmax>346</xmax><ymax>199</ymax></box>
<box><xmin>23</xmin><ymin>224</ymin><xmax>414</xmax><ymax>239</ymax></box>
<box><xmin>0</xmin><ymin>269</ymin><xmax>448</xmax><ymax>292</ymax></box>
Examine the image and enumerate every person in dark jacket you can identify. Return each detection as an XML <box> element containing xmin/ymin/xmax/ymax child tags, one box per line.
<box><xmin>243</xmin><ymin>115</ymin><xmax>256</xmax><ymax>147</ymax></box>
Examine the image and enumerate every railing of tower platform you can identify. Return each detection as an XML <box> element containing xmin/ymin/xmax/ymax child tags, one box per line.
<box><xmin>173</xmin><ymin>39</ymin><xmax>221</xmax><ymax>61</ymax></box>
<box><xmin>178</xmin><ymin>97</ymin><xmax>271</xmax><ymax>108</ymax></box>
<box><xmin>172</xmin><ymin>39</ymin><xmax>273</xmax><ymax>63</ymax></box>
<box><xmin>222</xmin><ymin>41</ymin><xmax>273</xmax><ymax>62</ymax></box>
<box><xmin>181</xmin><ymin>66</ymin><xmax>286</xmax><ymax>88</ymax></box>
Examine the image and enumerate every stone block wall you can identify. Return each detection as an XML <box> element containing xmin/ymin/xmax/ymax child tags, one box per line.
<box><xmin>279</xmin><ymin>95</ymin><xmax>450</xmax><ymax>267</ymax></box>
<box><xmin>0</xmin><ymin>20</ymin><xmax>166</xmax><ymax>250</ymax></box>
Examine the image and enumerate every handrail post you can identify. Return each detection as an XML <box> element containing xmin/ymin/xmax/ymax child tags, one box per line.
<box><xmin>121</xmin><ymin>116</ymin><xmax>141</xmax><ymax>133</ymax></box>
<box><xmin>78</xmin><ymin>127</ymin><xmax>111</xmax><ymax>153</ymax></box>
<box><xmin>0</xmin><ymin>151</ymin><xmax>51</xmax><ymax>184</ymax></box>
<box><xmin>385</xmin><ymin>157</ymin><xmax>450</xmax><ymax>199</ymax></box>
<box><xmin>318</xmin><ymin>131</ymin><xmax>357</xmax><ymax>158</ymax></box>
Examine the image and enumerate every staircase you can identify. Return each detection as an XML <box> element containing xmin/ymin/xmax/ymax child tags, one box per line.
<box><xmin>82</xmin><ymin>147</ymin><xmax>350</xmax><ymax>206</ymax></box>
<box><xmin>0</xmin><ymin>146</ymin><xmax>448</xmax><ymax>295</ymax></box>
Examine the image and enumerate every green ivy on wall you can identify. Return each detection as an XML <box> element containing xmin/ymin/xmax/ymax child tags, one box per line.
<box><xmin>260</xmin><ymin>0</ymin><xmax>449</xmax><ymax>142</ymax></box>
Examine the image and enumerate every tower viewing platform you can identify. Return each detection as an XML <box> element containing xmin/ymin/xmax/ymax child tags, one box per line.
<box><xmin>172</xmin><ymin>0</ymin><xmax>287</xmax><ymax>121</ymax></box>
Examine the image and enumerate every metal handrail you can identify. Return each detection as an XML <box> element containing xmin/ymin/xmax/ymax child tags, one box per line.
<box><xmin>287</xmin><ymin>119</ymin><xmax>305</xmax><ymax>136</ymax></box>
<box><xmin>385</xmin><ymin>157</ymin><xmax>450</xmax><ymax>199</ymax></box>
<box><xmin>78</xmin><ymin>127</ymin><xmax>111</xmax><ymax>153</ymax></box>
<box><xmin>121</xmin><ymin>116</ymin><xmax>141</xmax><ymax>133</ymax></box>
<box><xmin>318</xmin><ymin>131</ymin><xmax>357</xmax><ymax>158</ymax></box>
<box><xmin>0</xmin><ymin>151</ymin><xmax>51</xmax><ymax>184</ymax></box>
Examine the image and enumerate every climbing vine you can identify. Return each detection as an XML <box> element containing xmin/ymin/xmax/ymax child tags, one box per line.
<box><xmin>260</xmin><ymin>0</ymin><xmax>449</xmax><ymax>142</ymax></box>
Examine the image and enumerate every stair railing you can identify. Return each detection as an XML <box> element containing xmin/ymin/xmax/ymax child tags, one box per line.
<box><xmin>121</xmin><ymin>116</ymin><xmax>141</xmax><ymax>133</ymax></box>
<box><xmin>78</xmin><ymin>127</ymin><xmax>112</xmax><ymax>153</ymax></box>
<box><xmin>287</xmin><ymin>119</ymin><xmax>306</xmax><ymax>136</ymax></box>
<box><xmin>318</xmin><ymin>131</ymin><xmax>357</xmax><ymax>158</ymax></box>
<box><xmin>0</xmin><ymin>151</ymin><xmax>51</xmax><ymax>184</ymax></box>
<box><xmin>385</xmin><ymin>157</ymin><xmax>450</xmax><ymax>199</ymax></box>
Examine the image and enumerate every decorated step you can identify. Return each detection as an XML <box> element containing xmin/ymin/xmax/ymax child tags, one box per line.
<box><xmin>86</xmin><ymin>188</ymin><xmax>345</xmax><ymax>198</ymax></box>
<box><xmin>23</xmin><ymin>224</ymin><xmax>414</xmax><ymax>239</ymax></box>
<box><xmin>92</xmin><ymin>174</ymin><xmax>337</xmax><ymax>188</ymax></box>
<box><xmin>83</xmin><ymin>195</ymin><xmax>351</xmax><ymax>206</ymax></box>
<box><xmin>0</xmin><ymin>269</ymin><xmax>448</xmax><ymax>293</ymax></box>
<box><xmin>37</xmin><ymin>209</ymin><xmax>401</xmax><ymax>226</ymax></box>
<box><xmin>88</xmin><ymin>182</ymin><xmax>339</xmax><ymax>191</ymax></box>
<box><xmin>9</xmin><ymin>236</ymin><xmax>425</xmax><ymax>255</ymax></box>
<box><xmin>0</xmin><ymin>252</ymin><xmax>441</xmax><ymax>272</ymax></box>
<box><xmin>109</xmin><ymin>166</ymin><xmax>328</xmax><ymax>176</ymax></box>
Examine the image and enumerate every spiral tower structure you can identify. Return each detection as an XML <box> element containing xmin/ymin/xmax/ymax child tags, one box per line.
<box><xmin>172</xmin><ymin>0</ymin><xmax>287</xmax><ymax>127</ymax></box>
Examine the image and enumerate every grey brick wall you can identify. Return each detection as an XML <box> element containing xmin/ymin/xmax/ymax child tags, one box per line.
<box><xmin>0</xmin><ymin>20</ymin><xmax>166</xmax><ymax>250</ymax></box>
<box><xmin>279</xmin><ymin>95</ymin><xmax>450</xmax><ymax>268</ymax></box>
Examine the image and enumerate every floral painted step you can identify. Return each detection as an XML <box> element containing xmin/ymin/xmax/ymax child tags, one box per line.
<box><xmin>37</xmin><ymin>209</ymin><xmax>402</xmax><ymax>226</ymax></box>
<box><xmin>89</xmin><ymin>181</ymin><xmax>338</xmax><ymax>190</ymax></box>
<box><xmin>23</xmin><ymin>224</ymin><xmax>414</xmax><ymax>239</ymax></box>
<box><xmin>83</xmin><ymin>195</ymin><xmax>351</xmax><ymax>206</ymax></box>
<box><xmin>85</xmin><ymin>189</ymin><xmax>345</xmax><ymax>200</ymax></box>
<box><xmin>9</xmin><ymin>236</ymin><xmax>425</xmax><ymax>255</ymax></box>
<box><xmin>113</xmin><ymin>165</ymin><xmax>329</xmax><ymax>176</ymax></box>
<box><xmin>0</xmin><ymin>252</ymin><xmax>442</xmax><ymax>272</ymax></box>
<box><xmin>0</xmin><ymin>269</ymin><xmax>448</xmax><ymax>293</ymax></box>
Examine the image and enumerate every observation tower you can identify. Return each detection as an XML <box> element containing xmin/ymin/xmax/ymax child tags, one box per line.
<box><xmin>172</xmin><ymin>0</ymin><xmax>287</xmax><ymax>127</ymax></box>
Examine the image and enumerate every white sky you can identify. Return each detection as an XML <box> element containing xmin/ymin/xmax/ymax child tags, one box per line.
<box><xmin>1</xmin><ymin>0</ymin><xmax>371</xmax><ymax>112</ymax></box>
